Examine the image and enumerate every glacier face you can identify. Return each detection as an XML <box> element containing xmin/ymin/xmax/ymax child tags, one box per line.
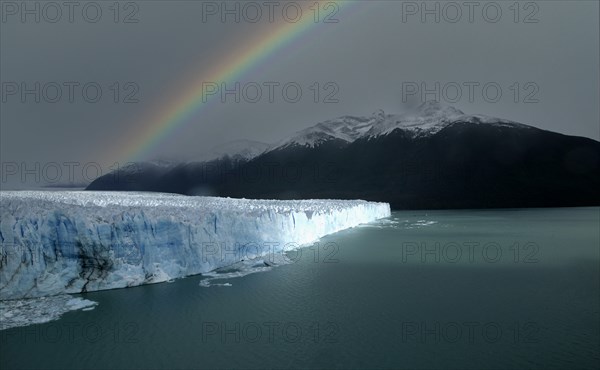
<box><xmin>0</xmin><ymin>191</ymin><xmax>390</xmax><ymax>300</ymax></box>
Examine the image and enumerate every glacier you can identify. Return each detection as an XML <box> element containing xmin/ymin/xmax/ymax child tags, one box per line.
<box><xmin>0</xmin><ymin>191</ymin><xmax>390</xmax><ymax>300</ymax></box>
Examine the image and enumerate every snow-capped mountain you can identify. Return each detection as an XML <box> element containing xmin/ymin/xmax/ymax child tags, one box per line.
<box><xmin>272</xmin><ymin>101</ymin><xmax>530</xmax><ymax>150</ymax></box>
<box><xmin>198</xmin><ymin>139</ymin><xmax>271</xmax><ymax>162</ymax></box>
<box><xmin>88</xmin><ymin>102</ymin><xmax>600</xmax><ymax>209</ymax></box>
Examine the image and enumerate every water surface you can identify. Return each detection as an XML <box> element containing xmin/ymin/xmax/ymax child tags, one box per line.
<box><xmin>1</xmin><ymin>208</ymin><xmax>598</xmax><ymax>369</ymax></box>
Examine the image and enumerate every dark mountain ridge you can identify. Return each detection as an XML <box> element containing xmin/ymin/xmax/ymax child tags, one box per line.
<box><xmin>87</xmin><ymin>104</ymin><xmax>600</xmax><ymax>209</ymax></box>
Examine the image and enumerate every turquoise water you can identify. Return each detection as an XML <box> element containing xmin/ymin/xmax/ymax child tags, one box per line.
<box><xmin>1</xmin><ymin>208</ymin><xmax>599</xmax><ymax>369</ymax></box>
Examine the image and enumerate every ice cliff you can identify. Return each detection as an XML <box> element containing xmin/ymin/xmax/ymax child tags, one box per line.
<box><xmin>0</xmin><ymin>191</ymin><xmax>390</xmax><ymax>299</ymax></box>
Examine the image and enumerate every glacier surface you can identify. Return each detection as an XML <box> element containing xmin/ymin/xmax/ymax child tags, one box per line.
<box><xmin>0</xmin><ymin>191</ymin><xmax>390</xmax><ymax>300</ymax></box>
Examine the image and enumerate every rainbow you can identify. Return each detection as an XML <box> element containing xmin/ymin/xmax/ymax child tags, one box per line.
<box><xmin>115</xmin><ymin>0</ymin><xmax>358</xmax><ymax>164</ymax></box>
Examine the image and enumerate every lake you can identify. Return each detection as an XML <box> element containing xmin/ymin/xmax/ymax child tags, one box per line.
<box><xmin>1</xmin><ymin>207</ymin><xmax>598</xmax><ymax>369</ymax></box>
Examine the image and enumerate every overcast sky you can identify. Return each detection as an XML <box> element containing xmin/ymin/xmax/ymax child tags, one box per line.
<box><xmin>1</xmin><ymin>0</ymin><xmax>598</xmax><ymax>188</ymax></box>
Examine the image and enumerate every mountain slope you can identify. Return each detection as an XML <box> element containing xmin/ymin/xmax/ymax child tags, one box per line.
<box><xmin>87</xmin><ymin>141</ymin><xmax>269</xmax><ymax>193</ymax></box>
<box><xmin>87</xmin><ymin>103</ymin><xmax>600</xmax><ymax>209</ymax></box>
<box><xmin>270</xmin><ymin>102</ymin><xmax>529</xmax><ymax>149</ymax></box>
<box><xmin>198</xmin><ymin>139</ymin><xmax>271</xmax><ymax>161</ymax></box>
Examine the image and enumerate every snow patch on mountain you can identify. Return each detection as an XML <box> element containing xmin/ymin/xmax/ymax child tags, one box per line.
<box><xmin>273</xmin><ymin>101</ymin><xmax>531</xmax><ymax>149</ymax></box>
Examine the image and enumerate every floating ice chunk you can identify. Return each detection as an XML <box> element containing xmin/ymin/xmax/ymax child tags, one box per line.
<box><xmin>0</xmin><ymin>295</ymin><xmax>97</xmax><ymax>331</ymax></box>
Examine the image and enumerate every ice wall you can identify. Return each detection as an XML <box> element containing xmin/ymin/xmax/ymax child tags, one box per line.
<box><xmin>0</xmin><ymin>191</ymin><xmax>390</xmax><ymax>299</ymax></box>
